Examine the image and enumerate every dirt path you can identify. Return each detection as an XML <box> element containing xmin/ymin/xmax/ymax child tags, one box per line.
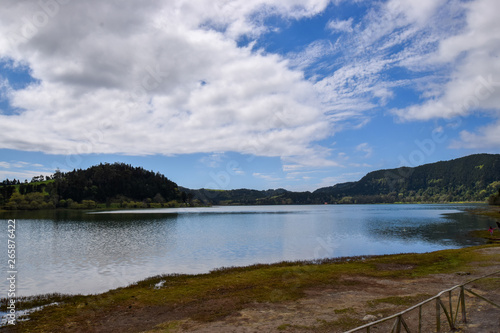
<box><xmin>157</xmin><ymin>248</ymin><xmax>500</xmax><ymax>333</ymax></box>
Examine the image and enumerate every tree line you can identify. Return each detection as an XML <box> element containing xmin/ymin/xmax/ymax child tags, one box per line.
<box><xmin>1</xmin><ymin>154</ymin><xmax>500</xmax><ymax>210</ymax></box>
<box><xmin>0</xmin><ymin>163</ymin><xmax>191</xmax><ymax>210</ymax></box>
<box><xmin>185</xmin><ymin>154</ymin><xmax>500</xmax><ymax>206</ymax></box>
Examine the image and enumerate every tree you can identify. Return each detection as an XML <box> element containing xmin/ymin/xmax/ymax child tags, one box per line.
<box><xmin>82</xmin><ymin>200</ymin><xmax>97</xmax><ymax>209</ymax></box>
<box><xmin>54</xmin><ymin>168</ymin><xmax>63</xmax><ymax>181</ymax></box>
<box><xmin>153</xmin><ymin>193</ymin><xmax>166</xmax><ymax>203</ymax></box>
<box><xmin>489</xmin><ymin>188</ymin><xmax>500</xmax><ymax>206</ymax></box>
<box><xmin>6</xmin><ymin>192</ymin><xmax>27</xmax><ymax>209</ymax></box>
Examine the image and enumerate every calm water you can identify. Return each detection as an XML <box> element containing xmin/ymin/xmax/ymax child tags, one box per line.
<box><xmin>0</xmin><ymin>204</ymin><xmax>494</xmax><ymax>296</ymax></box>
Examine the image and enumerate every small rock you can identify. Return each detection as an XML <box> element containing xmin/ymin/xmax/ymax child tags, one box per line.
<box><xmin>362</xmin><ymin>315</ymin><xmax>378</xmax><ymax>322</ymax></box>
<box><xmin>154</xmin><ymin>280</ymin><xmax>166</xmax><ymax>289</ymax></box>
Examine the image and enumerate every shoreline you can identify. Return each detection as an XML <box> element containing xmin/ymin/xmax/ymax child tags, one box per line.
<box><xmin>0</xmin><ymin>201</ymin><xmax>491</xmax><ymax>213</ymax></box>
<box><xmin>5</xmin><ymin>240</ymin><xmax>500</xmax><ymax>332</ymax></box>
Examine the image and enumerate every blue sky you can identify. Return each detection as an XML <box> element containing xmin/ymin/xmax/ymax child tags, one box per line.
<box><xmin>0</xmin><ymin>0</ymin><xmax>499</xmax><ymax>191</ymax></box>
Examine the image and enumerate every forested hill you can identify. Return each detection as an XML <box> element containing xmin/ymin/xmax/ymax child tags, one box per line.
<box><xmin>1</xmin><ymin>154</ymin><xmax>500</xmax><ymax>210</ymax></box>
<box><xmin>312</xmin><ymin>153</ymin><xmax>500</xmax><ymax>204</ymax></box>
<box><xmin>186</xmin><ymin>154</ymin><xmax>500</xmax><ymax>205</ymax></box>
<box><xmin>0</xmin><ymin>163</ymin><xmax>187</xmax><ymax>210</ymax></box>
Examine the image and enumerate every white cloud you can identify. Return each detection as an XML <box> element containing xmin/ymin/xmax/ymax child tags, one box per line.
<box><xmin>282</xmin><ymin>147</ymin><xmax>340</xmax><ymax>172</ymax></box>
<box><xmin>323</xmin><ymin>0</ymin><xmax>500</xmax><ymax>152</ymax></box>
<box><xmin>308</xmin><ymin>0</ymin><xmax>448</xmax><ymax>127</ymax></box>
<box><xmin>355</xmin><ymin>143</ymin><xmax>373</xmax><ymax>158</ymax></box>
<box><xmin>349</xmin><ymin>163</ymin><xmax>372</xmax><ymax>168</ymax></box>
<box><xmin>451</xmin><ymin>120</ymin><xmax>500</xmax><ymax>149</ymax></box>
<box><xmin>386</xmin><ymin>0</ymin><xmax>446</xmax><ymax>25</ymax></box>
<box><xmin>232</xmin><ymin>169</ymin><xmax>245</xmax><ymax>176</ymax></box>
<box><xmin>253</xmin><ymin>172</ymin><xmax>281</xmax><ymax>182</ymax></box>
<box><xmin>199</xmin><ymin>153</ymin><xmax>226</xmax><ymax>168</ymax></box>
<box><xmin>0</xmin><ymin>0</ymin><xmax>335</xmax><ymax>171</ymax></box>
<box><xmin>1</xmin><ymin>0</ymin><xmax>498</xmax><ymax>173</ymax></box>
<box><xmin>287</xmin><ymin>40</ymin><xmax>335</xmax><ymax>70</ymax></box>
<box><xmin>0</xmin><ymin>169</ymin><xmax>50</xmax><ymax>182</ymax></box>
<box><xmin>0</xmin><ymin>160</ymin><xmax>44</xmax><ymax>169</ymax></box>
<box><xmin>326</xmin><ymin>18</ymin><xmax>353</xmax><ymax>33</ymax></box>
<box><xmin>391</xmin><ymin>0</ymin><xmax>500</xmax><ymax>149</ymax></box>
<box><xmin>0</xmin><ymin>160</ymin><xmax>50</xmax><ymax>181</ymax></box>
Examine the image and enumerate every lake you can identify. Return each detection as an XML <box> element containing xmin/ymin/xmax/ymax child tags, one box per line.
<box><xmin>0</xmin><ymin>204</ymin><xmax>494</xmax><ymax>297</ymax></box>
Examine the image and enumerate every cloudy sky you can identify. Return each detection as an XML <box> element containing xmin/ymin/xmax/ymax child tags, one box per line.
<box><xmin>0</xmin><ymin>0</ymin><xmax>499</xmax><ymax>191</ymax></box>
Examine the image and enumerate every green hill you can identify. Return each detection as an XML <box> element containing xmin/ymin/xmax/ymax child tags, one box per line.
<box><xmin>312</xmin><ymin>153</ymin><xmax>500</xmax><ymax>204</ymax></box>
<box><xmin>2</xmin><ymin>154</ymin><xmax>500</xmax><ymax>210</ymax></box>
<box><xmin>186</xmin><ymin>154</ymin><xmax>500</xmax><ymax>205</ymax></box>
<box><xmin>179</xmin><ymin>187</ymin><xmax>292</xmax><ymax>205</ymax></box>
<box><xmin>0</xmin><ymin>163</ymin><xmax>186</xmax><ymax>210</ymax></box>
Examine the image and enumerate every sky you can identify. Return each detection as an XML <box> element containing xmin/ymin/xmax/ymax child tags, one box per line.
<box><xmin>0</xmin><ymin>0</ymin><xmax>499</xmax><ymax>192</ymax></box>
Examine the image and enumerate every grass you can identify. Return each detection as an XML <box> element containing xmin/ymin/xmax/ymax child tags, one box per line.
<box><xmin>145</xmin><ymin>321</ymin><xmax>184</xmax><ymax>332</ymax></box>
<box><xmin>9</xmin><ymin>179</ymin><xmax>55</xmax><ymax>193</ymax></box>
<box><xmin>0</xmin><ymin>293</ymin><xmax>84</xmax><ymax>312</ymax></box>
<box><xmin>277</xmin><ymin>323</ymin><xmax>293</xmax><ymax>330</ymax></box>
<box><xmin>469</xmin><ymin>229</ymin><xmax>500</xmax><ymax>243</ymax></box>
<box><xmin>10</xmin><ymin>243</ymin><xmax>500</xmax><ymax>332</ymax></box>
<box><xmin>473</xmin><ymin>277</ymin><xmax>500</xmax><ymax>291</ymax></box>
<box><xmin>468</xmin><ymin>206</ymin><xmax>500</xmax><ymax>220</ymax></box>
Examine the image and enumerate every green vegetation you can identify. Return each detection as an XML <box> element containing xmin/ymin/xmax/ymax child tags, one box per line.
<box><xmin>0</xmin><ymin>293</ymin><xmax>85</xmax><ymax>312</ymax></box>
<box><xmin>179</xmin><ymin>187</ymin><xmax>291</xmax><ymax>206</ymax></box>
<box><xmin>0</xmin><ymin>163</ymin><xmax>192</xmax><ymax>210</ymax></box>
<box><xmin>7</xmin><ymin>243</ymin><xmax>498</xmax><ymax>332</ymax></box>
<box><xmin>312</xmin><ymin>153</ymin><xmax>500</xmax><ymax>204</ymax></box>
<box><xmin>488</xmin><ymin>187</ymin><xmax>500</xmax><ymax>205</ymax></box>
<box><xmin>367</xmin><ymin>294</ymin><xmax>431</xmax><ymax>307</ymax></box>
<box><xmin>2</xmin><ymin>154</ymin><xmax>500</xmax><ymax>209</ymax></box>
<box><xmin>473</xmin><ymin>277</ymin><xmax>500</xmax><ymax>291</ymax></box>
<box><xmin>185</xmin><ymin>153</ymin><xmax>500</xmax><ymax>205</ymax></box>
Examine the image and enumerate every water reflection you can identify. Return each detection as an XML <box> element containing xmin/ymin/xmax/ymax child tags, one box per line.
<box><xmin>0</xmin><ymin>204</ymin><xmax>494</xmax><ymax>296</ymax></box>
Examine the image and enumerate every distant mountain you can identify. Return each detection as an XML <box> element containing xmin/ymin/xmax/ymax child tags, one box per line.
<box><xmin>186</xmin><ymin>154</ymin><xmax>500</xmax><ymax>205</ymax></box>
<box><xmin>312</xmin><ymin>153</ymin><xmax>500</xmax><ymax>204</ymax></box>
<box><xmin>179</xmin><ymin>187</ymin><xmax>292</xmax><ymax>205</ymax></box>
<box><xmin>2</xmin><ymin>154</ymin><xmax>500</xmax><ymax>210</ymax></box>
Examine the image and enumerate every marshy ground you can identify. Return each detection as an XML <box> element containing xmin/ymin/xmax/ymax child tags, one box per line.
<box><xmin>1</xmin><ymin>244</ymin><xmax>498</xmax><ymax>332</ymax></box>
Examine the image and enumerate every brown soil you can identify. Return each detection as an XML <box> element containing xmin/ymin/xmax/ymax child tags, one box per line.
<box><xmin>168</xmin><ymin>266</ymin><xmax>500</xmax><ymax>333</ymax></box>
<box><xmin>4</xmin><ymin>248</ymin><xmax>499</xmax><ymax>333</ymax></box>
<box><xmin>153</xmin><ymin>248</ymin><xmax>500</xmax><ymax>333</ymax></box>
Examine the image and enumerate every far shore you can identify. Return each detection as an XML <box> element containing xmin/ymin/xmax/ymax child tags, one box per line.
<box><xmin>0</xmin><ymin>200</ymin><xmax>494</xmax><ymax>214</ymax></box>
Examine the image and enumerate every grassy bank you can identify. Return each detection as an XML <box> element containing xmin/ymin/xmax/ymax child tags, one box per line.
<box><xmin>469</xmin><ymin>204</ymin><xmax>500</xmax><ymax>220</ymax></box>
<box><xmin>468</xmin><ymin>205</ymin><xmax>500</xmax><ymax>243</ymax></box>
<box><xmin>5</xmin><ymin>242</ymin><xmax>500</xmax><ymax>333</ymax></box>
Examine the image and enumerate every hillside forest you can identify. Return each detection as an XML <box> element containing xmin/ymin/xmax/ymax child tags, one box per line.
<box><xmin>0</xmin><ymin>163</ymin><xmax>190</xmax><ymax>210</ymax></box>
<box><xmin>1</xmin><ymin>154</ymin><xmax>500</xmax><ymax>210</ymax></box>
